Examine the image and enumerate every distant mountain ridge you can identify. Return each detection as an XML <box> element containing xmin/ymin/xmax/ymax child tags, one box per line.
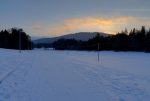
<box><xmin>33</xmin><ymin>32</ymin><xmax>110</xmax><ymax>44</ymax></box>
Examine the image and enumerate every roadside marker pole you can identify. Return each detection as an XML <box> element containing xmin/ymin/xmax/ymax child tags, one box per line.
<box><xmin>98</xmin><ymin>42</ymin><xmax>100</xmax><ymax>62</ymax></box>
<box><xmin>19</xmin><ymin>32</ymin><xmax>21</xmax><ymax>53</ymax></box>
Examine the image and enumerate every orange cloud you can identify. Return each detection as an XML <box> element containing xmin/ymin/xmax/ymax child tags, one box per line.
<box><xmin>31</xmin><ymin>16</ymin><xmax>150</xmax><ymax>37</ymax></box>
<box><xmin>48</xmin><ymin>17</ymin><xmax>113</xmax><ymax>35</ymax></box>
<box><xmin>48</xmin><ymin>16</ymin><xmax>137</xmax><ymax>35</ymax></box>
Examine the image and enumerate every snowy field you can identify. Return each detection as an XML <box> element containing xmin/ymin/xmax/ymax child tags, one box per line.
<box><xmin>0</xmin><ymin>49</ymin><xmax>150</xmax><ymax>101</ymax></box>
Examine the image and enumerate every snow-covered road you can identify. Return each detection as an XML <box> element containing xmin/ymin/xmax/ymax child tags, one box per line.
<box><xmin>0</xmin><ymin>49</ymin><xmax>150</xmax><ymax>101</ymax></box>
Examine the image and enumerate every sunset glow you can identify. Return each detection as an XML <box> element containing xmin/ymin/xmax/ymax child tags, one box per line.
<box><xmin>0</xmin><ymin>0</ymin><xmax>150</xmax><ymax>37</ymax></box>
<box><xmin>32</xmin><ymin>16</ymin><xmax>150</xmax><ymax>36</ymax></box>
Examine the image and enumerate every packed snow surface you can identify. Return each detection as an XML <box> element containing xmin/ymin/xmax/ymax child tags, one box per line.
<box><xmin>0</xmin><ymin>49</ymin><xmax>150</xmax><ymax>101</ymax></box>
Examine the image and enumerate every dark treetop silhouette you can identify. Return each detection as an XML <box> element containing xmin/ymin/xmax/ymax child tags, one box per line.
<box><xmin>0</xmin><ymin>28</ymin><xmax>32</xmax><ymax>50</ymax></box>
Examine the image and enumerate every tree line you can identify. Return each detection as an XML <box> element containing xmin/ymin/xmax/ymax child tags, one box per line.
<box><xmin>0</xmin><ymin>28</ymin><xmax>32</xmax><ymax>50</ymax></box>
<box><xmin>53</xmin><ymin>26</ymin><xmax>150</xmax><ymax>52</ymax></box>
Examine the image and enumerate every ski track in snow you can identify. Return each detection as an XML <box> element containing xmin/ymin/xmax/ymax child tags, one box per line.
<box><xmin>0</xmin><ymin>49</ymin><xmax>149</xmax><ymax>101</ymax></box>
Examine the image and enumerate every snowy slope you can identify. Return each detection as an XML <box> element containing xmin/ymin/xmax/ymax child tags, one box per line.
<box><xmin>0</xmin><ymin>49</ymin><xmax>150</xmax><ymax>101</ymax></box>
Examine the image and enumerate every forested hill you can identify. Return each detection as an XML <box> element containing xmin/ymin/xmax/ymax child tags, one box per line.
<box><xmin>33</xmin><ymin>32</ymin><xmax>110</xmax><ymax>44</ymax></box>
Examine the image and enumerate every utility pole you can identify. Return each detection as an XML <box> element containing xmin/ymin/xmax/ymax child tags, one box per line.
<box><xmin>19</xmin><ymin>32</ymin><xmax>21</xmax><ymax>53</ymax></box>
<box><xmin>97</xmin><ymin>42</ymin><xmax>100</xmax><ymax>62</ymax></box>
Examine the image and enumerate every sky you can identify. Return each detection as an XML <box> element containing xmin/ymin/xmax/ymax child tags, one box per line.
<box><xmin>0</xmin><ymin>0</ymin><xmax>150</xmax><ymax>37</ymax></box>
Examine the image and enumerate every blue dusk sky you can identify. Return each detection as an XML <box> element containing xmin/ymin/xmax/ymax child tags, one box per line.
<box><xmin>0</xmin><ymin>0</ymin><xmax>150</xmax><ymax>37</ymax></box>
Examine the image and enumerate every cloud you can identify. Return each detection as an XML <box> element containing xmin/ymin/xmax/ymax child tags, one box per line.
<box><xmin>48</xmin><ymin>16</ymin><xmax>141</xmax><ymax>35</ymax></box>
<box><xmin>31</xmin><ymin>16</ymin><xmax>150</xmax><ymax>36</ymax></box>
